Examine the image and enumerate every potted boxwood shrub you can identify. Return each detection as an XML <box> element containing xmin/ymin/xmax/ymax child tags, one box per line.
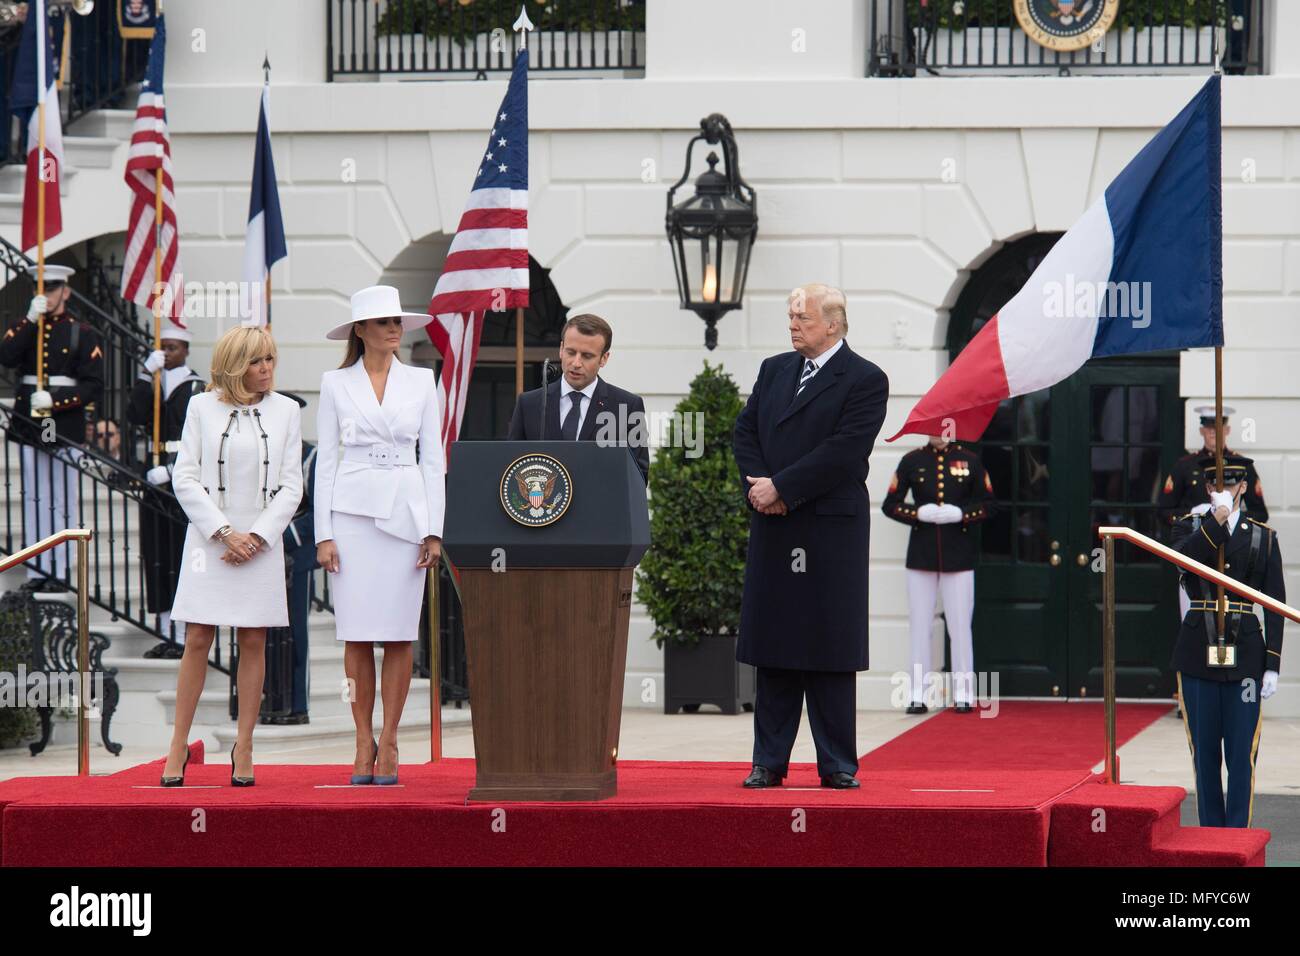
<box><xmin>635</xmin><ymin>362</ymin><xmax>754</xmax><ymax>715</ymax></box>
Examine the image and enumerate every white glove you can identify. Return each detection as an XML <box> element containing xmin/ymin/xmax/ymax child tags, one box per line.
<box><xmin>30</xmin><ymin>389</ymin><xmax>53</xmax><ymax>413</ymax></box>
<box><xmin>1209</xmin><ymin>490</ymin><xmax>1233</xmax><ymax>513</ymax></box>
<box><xmin>143</xmin><ymin>350</ymin><xmax>166</xmax><ymax>374</ymax></box>
<box><xmin>146</xmin><ymin>465</ymin><xmax>172</xmax><ymax>486</ymax></box>
<box><xmin>1261</xmin><ymin>670</ymin><xmax>1278</xmax><ymax>700</ymax></box>
<box><xmin>26</xmin><ymin>295</ymin><xmax>47</xmax><ymax>320</ymax></box>
<box><xmin>916</xmin><ymin>503</ymin><xmax>941</xmax><ymax>523</ymax></box>
<box><xmin>935</xmin><ymin>503</ymin><xmax>964</xmax><ymax>524</ymax></box>
<box><xmin>1190</xmin><ymin>502</ymin><xmax>1211</xmax><ymax>516</ymax></box>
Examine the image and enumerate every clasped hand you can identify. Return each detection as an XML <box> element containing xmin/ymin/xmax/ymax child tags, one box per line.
<box><xmin>220</xmin><ymin>530</ymin><xmax>263</xmax><ymax>565</ymax></box>
<box><xmin>746</xmin><ymin>476</ymin><xmax>787</xmax><ymax>515</ymax></box>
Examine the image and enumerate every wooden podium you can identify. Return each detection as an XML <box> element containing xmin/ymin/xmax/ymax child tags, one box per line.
<box><xmin>443</xmin><ymin>441</ymin><xmax>650</xmax><ymax>801</ymax></box>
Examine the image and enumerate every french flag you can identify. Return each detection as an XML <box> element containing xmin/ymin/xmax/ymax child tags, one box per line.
<box><xmin>890</xmin><ymin>75</ymin><xmax>1223</xmax><ymax>442</ymax></box>
<box><xmin>8</xmin><ymin>0</ymin><xmax>62</xmax><ymax>253</ymax></box>
<box><xmin>241</xmin><ymin>82</ymin><xmax>286</xmax><ymax>327</ymax></box>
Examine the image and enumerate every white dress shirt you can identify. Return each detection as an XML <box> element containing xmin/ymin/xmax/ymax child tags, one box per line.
<box><xmin>559</xmin><ymin>377</ymin><xmax>599</xmax><ymax>437</ymax></box>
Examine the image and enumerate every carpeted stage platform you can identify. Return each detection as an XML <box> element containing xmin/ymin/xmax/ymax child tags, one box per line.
<box><xmin>0</xmin><ymin>703</ymin><xmax>1270</xmax><ymax>866</ymax></box>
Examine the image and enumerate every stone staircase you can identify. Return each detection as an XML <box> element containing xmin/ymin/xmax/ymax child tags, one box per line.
<box><xmin>0</xmin><ymin>432</ymin><xmax>463</xmax><ymax>765</ymax></box>
<box><xmin>0</xmin><ymin>109</ymin><xmax>134</xmax><ymax>242</ymax></box>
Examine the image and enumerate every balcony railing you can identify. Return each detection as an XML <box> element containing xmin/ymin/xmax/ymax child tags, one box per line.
<box><xmin>327</xmin><ymin>0</ymin><xmax>645</xmax><ymax>79</ymax></box>
<box><xmin>1</xmin><ymin>3</ymin><xmax>150</xmax><ymax>165</ymax></box>
<box><xmin>869</xmin><ymin>0</ymin><xmax>1265</xmax><ymax>77</ymax></box>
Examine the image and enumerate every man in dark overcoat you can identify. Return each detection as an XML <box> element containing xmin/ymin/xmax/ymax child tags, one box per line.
<box><xmin>732</xmin><ymin>284</ymin><xmax>890</xmax><ymax>789</ymax></box>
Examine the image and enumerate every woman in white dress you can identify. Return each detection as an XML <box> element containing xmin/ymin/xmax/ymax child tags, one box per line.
<box><xmin>160</xmin><ymin>326</ymin><xmax>304</xmax><ymax>787</ymax></box>
<box><xmin>314</xmin><ymin>286</ymin><xmax>445</xmax><ymax>786</ymax></box>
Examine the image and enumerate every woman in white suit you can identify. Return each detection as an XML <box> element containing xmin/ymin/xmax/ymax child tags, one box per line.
<box><xmin>161</xmin><ymin>326</ymin><xmax>304</xmax><ymax>787</ymax></box>
<box><xmin>315</xmin><ymin>286</ymin><xmax>445</xmax><ymax>786</ymax></box>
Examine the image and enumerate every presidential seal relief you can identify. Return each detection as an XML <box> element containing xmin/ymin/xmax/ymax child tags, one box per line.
<box><xmin>500</xmin><ymin>453</ymin><xmax>574</xmax><ymax>527</ymax></box>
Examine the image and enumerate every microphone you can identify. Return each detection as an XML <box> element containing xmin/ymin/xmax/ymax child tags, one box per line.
<box><xmin>539</xmin><ymin>359</ymin><xmax>553</xmax><ymax>440</ymax></box>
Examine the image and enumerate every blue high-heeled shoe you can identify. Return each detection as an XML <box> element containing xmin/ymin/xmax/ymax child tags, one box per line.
<box><xmin>373</xmin><ymin>740</ymin><xmax>399</xmax><ymax>786</ymax></box>
<box><xmin>350</xmin><ymin>737</ymin><xmax>378</xmax><ymax>785</ymax></box>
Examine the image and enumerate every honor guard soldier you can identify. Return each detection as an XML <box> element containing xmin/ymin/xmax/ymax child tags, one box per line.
<box><xmin>1158</xmin><ymin>405</ymin><xmax>1270</xmax><ymax>690</ymax></box>
<box><xmin>0</xmin><ymin>264</ymin><xmax>104</xmax><ymax>583</ymax></box>
<box><xmin>126</xmin><ymin>321</ymin><xmax>205</xmax><ymax>657</ymax></box>
<box><xmin>882</xmin><ymin>436</ymin><xmax>995</xmax><ymax>713</ymax></box>
<box><xmin>1171</xmin><ymin>452</ymin><xmax>1284</xmax><ymax>828</ymax></box>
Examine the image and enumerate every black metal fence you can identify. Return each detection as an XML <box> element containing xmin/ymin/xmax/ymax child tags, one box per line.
<box><xmin>869</xmin><ymin>0</ymin><xmax>1265</xmax><ymax>76</ymax></box>
<box><xmin>1</xmin><ymin>3</ymin><xmax>150</xmax><ymax>165</ymax></box>
<box><xmin>328</xmin><ymin>0</ymin><xmax>644</xmax><ymax>78</ymax></box>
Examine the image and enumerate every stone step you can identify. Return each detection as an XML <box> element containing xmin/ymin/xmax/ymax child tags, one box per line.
<box><xmin>66</xmin><ymin>108</ymin><xmax>136</xmax><ymax>141</ymax></box>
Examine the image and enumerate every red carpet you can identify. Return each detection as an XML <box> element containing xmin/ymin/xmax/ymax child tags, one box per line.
<box><xmin>0</xmin><ymin>704</ymin><xmax>1268</xmax><ymax>866</ymax></box>
<box><xmin>861</xmin><ymin>701</ymin><xmax>1173</xmax><ymax>770</ymax></box>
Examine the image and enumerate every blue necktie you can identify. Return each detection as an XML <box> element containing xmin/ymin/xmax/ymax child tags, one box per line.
<box><xmin>561</xmin><ymin>391</ymin><xmax>584</xmax><ymax>440</ymax></box>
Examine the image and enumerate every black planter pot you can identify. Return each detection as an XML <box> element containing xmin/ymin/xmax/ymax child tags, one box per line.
<box><xmin>663</xmin><ymin>634</ymin><xmax>755</xmax><ymax>715</ymax></box>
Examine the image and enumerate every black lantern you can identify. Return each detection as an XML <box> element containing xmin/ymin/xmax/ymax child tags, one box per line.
<box><xmin>666</xmin><ymin>113</ymin><xmax>757</xmax><ymax>350</ymax></box>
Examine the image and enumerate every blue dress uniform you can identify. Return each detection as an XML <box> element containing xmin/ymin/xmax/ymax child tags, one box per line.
<box><xmin>0</xmin><ymin>267</ymin><xmax>104</xmax><ymax>580</ymax></box>
<box><xmin>126</xmin><ymin>359</ymin><xmax>205</xmax><ymax>655</ymax></box>
<box><xmin>274</xmin><ymin>390</ymin><xmax>319</xmax><ymax>723</ymax></box>
<box><xmin>1171</xmin><ymin>453</ymin><xmax>1284</xmax><ymax>828</ymax></box>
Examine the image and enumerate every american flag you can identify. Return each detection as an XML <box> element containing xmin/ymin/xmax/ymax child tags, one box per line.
<box><xmin>427</xmin><ymin>49</ymin><xmax>529</xmax><ymax>457</ymax></box>
<box><xmin>121</xmin><ymin>16</ymin><xmax>183</xmax><ymax>323</ymax></box>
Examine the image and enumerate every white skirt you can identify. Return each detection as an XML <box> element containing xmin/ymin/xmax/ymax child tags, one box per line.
<box><xmin>171</xmin><ymin>512</ymin><xmax>289</xmax><ymax>628</ymax></box>
<box><xmin>330</xmin><ymin>511</ymin><xmax>425</xmax><ymax>643</ymax></box>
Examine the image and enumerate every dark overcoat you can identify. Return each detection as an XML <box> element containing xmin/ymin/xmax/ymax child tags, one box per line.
<box><xmin>732</xmin><ymin>342</ymin><xmax>889</xmax><ymax>672</ymax></box>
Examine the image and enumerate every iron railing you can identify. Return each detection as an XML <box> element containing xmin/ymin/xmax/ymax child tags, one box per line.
<box><xmin>328</xmin><ymin>0</ymin><xmax>645</xmax><ymax>78</ymax></box>
<box><xmin>0</xmin><ymin>235</ymin><xmax>156</xmax><ymax>473</ymax></box>
<box><xmin>0</xmin><ymin>408</ymin><xmax>237</xmax><ymax>677</ymax></box>
<box><xmin>2</xmin><ymin>3</ymin><xmax>150</xmax><ymax>165</ymax></box>
<box><xmin>868</xmin><ymin>0</ymin><xmax>1265</xmax><ymax>77</ymax></box>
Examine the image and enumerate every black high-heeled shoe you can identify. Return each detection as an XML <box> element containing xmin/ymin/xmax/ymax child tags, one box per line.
<box><xmin>230</xmin><ymin>743</ymin><xmax>255</xmax><ymax>787</ymax></box>
<box><xmin>161</xmin><ymin>747</ymin><xmax>190</xmax><ymax>787</ymax></box>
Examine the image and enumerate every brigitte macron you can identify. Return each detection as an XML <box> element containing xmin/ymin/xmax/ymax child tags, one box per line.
<box><xmin>160</xmin><ymin>326</ymin><xmax>304</xmax><ymax>787</ymax></box>
<box><xmin>315</xmin><ymin>286</ymin><xmax>445</xmax><ymax>786</ymax></box>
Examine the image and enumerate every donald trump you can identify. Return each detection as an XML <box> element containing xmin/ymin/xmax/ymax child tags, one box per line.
<box><xmin>732</xmin><ymin>284</ymin><xmax>890</xmax><ymax>789</ymax></box>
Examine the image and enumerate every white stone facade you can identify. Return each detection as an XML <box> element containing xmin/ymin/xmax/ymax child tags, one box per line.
<box><xmin>5</xmin><ymin>1</ymin><xmax>1298</xmax><ymax>713</ymax></box>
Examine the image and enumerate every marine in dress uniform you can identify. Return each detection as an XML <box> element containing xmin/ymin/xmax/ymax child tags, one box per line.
<box><xmin>0</xmin><ymin>264</ymin><xmax>104</xmax><ymax>582</ymax></box>
<box><xmin>1171</xmin><ymin>452</ymin><xmax>1284</xmax><ymax>828</ymax></box>
<box><xmin>126</xmin><ymin>322</ymin><xmax>206</xmax><ymax>657</ymax></box>
<box><xmin>882</xmin><ymin>437</ymin><xmax>995</xmax><ymax>713</ymax></box>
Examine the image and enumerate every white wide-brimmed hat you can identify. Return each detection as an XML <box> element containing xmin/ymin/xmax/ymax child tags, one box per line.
<box><xmin>327</xmin><ymin>285</ymin><xmax>432</xmax><ymax>341</ymax></box>
<box><xmin>23</xmin><ymin>263</ymin><xmax>75</xmax><ymax>285</ymax></box>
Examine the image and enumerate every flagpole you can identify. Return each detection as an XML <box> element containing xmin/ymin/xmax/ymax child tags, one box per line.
<box><xmin>151</xmin><ymin>167</ymin><xmax>164</xmax><ymax>466</ymax></box>
<box><xmin>1214</xmin><ymin>347</ymin><xmax>1227</xmax><ymax>660</ymax></box>
<box><xmin>34</xmin><ymin>0</ymin><xmax>47</xmax><ymax>405</ymax></box>
<box><xmin>262</xmin><ymin>54</ymin><xmax>272</xmax><ymax>333</ymax></box>
<box><xmin>513</xmin><ymin>6</ymin><xmax>531</xmax><ymax>398</ymax></box>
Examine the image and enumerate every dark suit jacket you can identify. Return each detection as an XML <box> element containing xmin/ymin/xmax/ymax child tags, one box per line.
<box><xmin>506</xmin><ymin>376</ymin><xmax>650</xmax><ymax>483</ymax></box>
<box><xmin>733</xmin><ymin>342</ymin><xmax>890</xmax><ymax>672</ymax></box>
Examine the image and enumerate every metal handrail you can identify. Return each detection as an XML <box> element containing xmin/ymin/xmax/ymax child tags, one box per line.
<box><xmin>1095</xmin><ymin>524</ymin><xmax>1300</xmax><ymax>786</ymax></box>
<box><xmin>0</xmin><ymin>527</ymin><xmax>93</xmax><ymax>777</ymax></box>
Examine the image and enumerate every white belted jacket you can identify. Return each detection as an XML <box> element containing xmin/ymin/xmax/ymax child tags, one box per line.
<box><xmin>171</xmin><ymin>390</ymin><xmax>304</xmax><ymax>547</ymax></box>
<box><xmin>314</xmin><ymin>357</ymin><xmax>446</xmax><ymax>545</ymax></box>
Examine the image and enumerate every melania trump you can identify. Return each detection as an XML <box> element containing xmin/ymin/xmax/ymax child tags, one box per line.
<box><xmin>314</xmin><ymin>286</ymin><xmax>446</xmax><ymax>785</ymax></box>
<box><xmin>161</xmin><ymin>325</ymin><xmax>304</xmax><ymax>786</ymax></box>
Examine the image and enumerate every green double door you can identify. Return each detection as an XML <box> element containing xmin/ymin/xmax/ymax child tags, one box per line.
<box><xmin>971</xmin><ymin>361</ymin><xmax>1184</xmax><ymax>699</ymax></box>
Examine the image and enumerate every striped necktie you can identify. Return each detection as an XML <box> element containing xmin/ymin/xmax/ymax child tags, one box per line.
<box><xmin>796</xmin><ymin>358</ymin><xmax>817</xmax><ymax>396</ymax></box>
